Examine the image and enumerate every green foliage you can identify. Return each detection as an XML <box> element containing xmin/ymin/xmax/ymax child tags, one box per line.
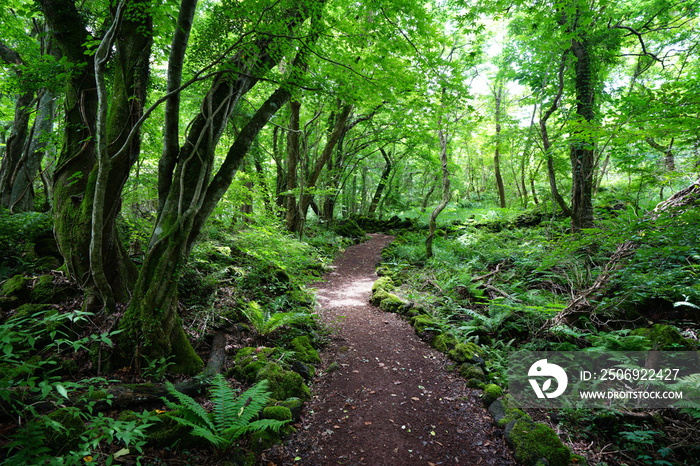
<box><xmin>163</xmin><ymin>376</ymin><xmax>288</xmax><ymax>453</ymax></box>
<box><xmin>241</xmin><ymin>301</ymin><xmax>314</xmax><ymax>338</ymax></box>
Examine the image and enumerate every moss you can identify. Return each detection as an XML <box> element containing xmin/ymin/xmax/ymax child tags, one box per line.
<box><xmin>370</xmin><ymin>288</ymin><xmax>392</xmax><ymax>306</ymax></box>
<box><xmin>289</xmin><ymin>336</ymin><xmax>321</xmax><ymax>364</ymax></box>
<box><xmin>508</xmin><ymin>420</ymin><xmax>571</xmax><ymax>466</ymax></box>
<box><xmin>631</xmin><ymin>324</ymin><xmax>695</xmax><ymax>350</ymax></box>
<box><xmin>248</xmin><ymin>429</ymin><xmax>282</xmax><ymax>453</ymax></box>
<box><xmin>410</xmin><ymin>314</ymin><xmax>438</xmax><ymax>333</ymax></box>
<box><xmin>14</xmin><ymin>303</ymin><xmax>53</xmax><ymax>319</ymax></box>
<box><xmin>262</xmin><ymin>406</ymin><xmax>293</xmax><ymax>422</ymax></box>
<box><xmin>44</xmin><ymin>407</ymin><xmax>85</xmax><ymax>453</ymax></box>
<box><xmin>147</xmin><ymin>410</ymin><xmax>196</xmax><ymax>448</ymax></box>
<box><xmin>459</xmin><ymin>363</ymin><xmax>485</xmax><ymax>381</ymax></box>
<box><xmin>431</xmin><ymin>333</ymin><xmax>458</xmax><ymax>353</ymax></box>
<box><xmin>256</xmin><ymin>362</ymin><xmax>311</xmax><ymax>401</ymax></box>
<box><xmin>466</xmin><ymin>379</ymin><xmax>486</xmax><ymax>389</ymax></box>
<box><xmin>333</xmin><ymin>219</ymin><xmax>366</xmax><ymax>239</ymax></box>
<box><xmin>233</xmin><ymin>347</ymin><xmax>278</xmax><ymax>382</ymax></box>
<box><xmin>29</xmin><ymin>275</ymin><xmax>56</xmax><ymax>303</ymax></box>
<box><xmin>491</xmin><ymin>395</ymin><xmax>532</xmax><ymax>426</ymax></box>
<box><xmin>1</xmin><ymin>274</ymin><xmax>29</xmax><ymax>299</ymax></box>
<box><xmin>372</xmin><ymin>276</ymin><xmax>395</xmax><ymax>293</ymax></box>
<box><xmin>379</xmin><ymin>293</ymin><xmax>406</xmax><ymax>313</ymax></box>
<box><xmin>279</xmin><ymin>397</ymin><xmax>304</xmax><ymax>421</ymax></box>
<box><xmin>169</xmin><ymin>323</ymin><xmax>204</xmax><ymax>375</ymax></box>
<box><xmin>448</xmin><ymin>342</ymin><xmax>482</xmax><ymax>363</ymax></box>
<box><xmin>482</xmin><ymin>384</ymin><xmax>503</xmax><ymax>405</ymax></box>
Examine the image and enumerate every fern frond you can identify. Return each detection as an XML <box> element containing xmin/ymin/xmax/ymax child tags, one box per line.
<box><xmin>230</xmin><ymin>379</ymin><xmax>272</xmax><ymax>426</ymax></box>
<box><xmin>163</xmin><ymin>381</ymin><xmax>216</xmax><ymax>432</ymax></box>
<box><xmin>262</xmin><ymin>312</ymin><xmax>310</xmax><ymax>335</ymax></box>
<box><xmin>221</xmin><ymin>418</ymin><xmax>288</xmax><ymax>440</ymax></box>
<box><xmin>241</xmin><ymin>301</ymin><xmax>265</xmax><ymax>333</ymax></box>
<box><xmin>210</xmin><ymin>374</ymin><xmax>240</xmax><ymax>431</ymax></box>
<box><xmin>166</xmin><ymin>414</ymin><xmax>226</xmax><ymax>449</ymax></box>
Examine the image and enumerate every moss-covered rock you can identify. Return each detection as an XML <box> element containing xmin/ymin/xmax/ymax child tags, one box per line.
<box><xmin>248</xmin><ymin>429</ymin><xmax>282</xmax><ymax>453</ymax></box>
<box><xmin>289</xmin><ymin>336</ymin><xmax>321</xmax><ymax>364</ymax></box>
<box><xmin>369</xmin><ymin>288</ymin><xmax>391</xmax><ymax>306</ymax></box>
<box><xmin>372</xmin><ymin>276</ymin><xmax>395</xmax><ymax>293</ymax></box>
<box><xmin>279</xmin><ymin>397</ymin><xmax>304</xmax><ymax>421</ymax></box>
<box><xmin>147</xmin><ymin>410</ymin><xmax>197</xmax><ymax>448</ymax></box>
<box><xmin>44</xmin><ymin>407</ymin><xmax>85</xmax><ymax>453</ymax></box>
<box><xmin>490</xmin><ymin>395</ymin><xmax>532</xmax><ymax>427</ymax></box>
<box><xmin>1</xmin><ymin>274</ymin><xmax>30</xmax><ymax>300</ymax></box>
<box><xmin>379</xmin><ymin>293</ymin><xmax>406</xmax><ymax>313</ymax></box>
<box><xmin>256</xmin><ymin>362</ymin><xmax>311</xmax><ymax>401</ymax></box>
<box><xmin>459</xmin><ymin>363</ymin><xmax>485</xmax><ymax>381</ymax></box>
<box><xmin>431</xmin><ymin>333</ymin><xmax>458</xmax><ymax>353</ymax></box>
<box><xmin>410</xmin><ymin>314</ymin><xmax>439</xmax><ymax>333</ymax></box>
<box><xmin>631</xmin><ymin>324</ymin><xmax>695</xmax><ymax>350</ymax></box>
<box><xmin>482</xmin><ymin>384</ymin><xmax>503</xmax><ymax>406</ymax></box>
<box><xmin>507</xmin><ymin>420</ymin><xmax>571</xmax><ymax>466</ymax></box>
<box><xmin>448</xmin><ymin>342</ymin><xmax>482</xmax><ymax>363</ymax></box>
<box><xmin>29</xmin><ymin>275</ymin><xmax>56</xmax><ymax>303</ymax></box>
<box><xmin>233</xmin><ymin>347</ymin><xmax>279</xmax><ymax>382</ymax></box>
<box><xmin>262</xmin><ymin>406</ymin><xmax>293</xmax><ymax>422</ymax></box>
<box><xmin>466</xmin><ymin>379</ymin><xmax>486</xmax><ymax>389</ymax></box>
<box><xmin>333</xmin><ymin>219</ymin><xmax>367</xmax><ymax>240</ymax></box>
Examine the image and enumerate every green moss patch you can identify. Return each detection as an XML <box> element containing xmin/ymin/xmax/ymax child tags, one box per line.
<box><xmin>289</xmin><ymin>336</ymin><xmax>321</xmax><ymax>364</ymax></box>
<box><xmin>256</xmin><ymin>362</ymin><xmax>311</xmax><ymax>401</ymax></box>
<box><xmin>379</xmin><ymin>293</ymin><xmax>406</xmax><ymax>313</ymax></box>
<box><xmin>410</xmin><ymin>314</ymin><xmax>439</xmax><ymax>333</ymax></box>
<box><xmin>431</xmin><ymin>333</ymin><xmax>458</xmax><ymax>353</ymax></box>
<box><xmin>481</xmin><ymin>383</ymin><xmax>502</xmax><ymax>406</ymax></box>
<box><xmin>631</xmin><ymin>324</ymin><xmax>695</xmax><ymax>350</ymax></box>
<box><xmin>507</xmin><ymin>420</ymin><xmax>571</xmax><ymax>466</ymax></box>
<box><xmin>448</xmin><ymin>342</ymin><xmax>482</xmax><ymax>363</ymax></box>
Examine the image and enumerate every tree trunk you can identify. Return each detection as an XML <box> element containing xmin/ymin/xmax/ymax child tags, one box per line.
<box><xmin>8</xmin><ymin>90</ymin><xmax>56</xmax><ymax>212</ymax></box>
<box><xmin>368</xmin><ymin>148</ymin><xmax>392</xmax><ymax>215</ymax></box>
<box><xmin>286</xmin><ymin>100</ymin><xmax>302</xmax><ymax>232</ymax></box>
<box><xmin>569</xmin><ymin>36</ymin><xmax>596</xmax><ymax>231</ymax></box>
<box><xmin>41</xmin><ymin>0</ymin><xmax>148</xmax><ymax>306</ymax></box>
<box><xmin>539</xmin><ymin>51</ymin><xmax>572</xmax><ymax>217</ymax></box>
<box><xmin>298</xmin><ymin>103</ymin><xmax>352</xmax><ymax>223</ymax></box>
<box><xmin>426</xmin><ymin>127</ymin><xmax>451</xmax><ymax>259</ymax></box>
<box><xmin>493</xmin><ymin>85</ymin><xmax>507</xmax><ymax>208</ymax></box>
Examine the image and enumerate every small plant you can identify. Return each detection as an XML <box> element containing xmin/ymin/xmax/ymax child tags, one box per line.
<box><xmin>241</xmin><ymin>301</ymin><xmax>313</xmax><ymax>338</ymax></box>
<box><xmin>163</xmin><ymin>376</ymin><xmax>288</xmax><ymax>453</ymax></box>
<box><xmin>141</xmin><ymin>356</ymin><xmax>175</xmax><ymax>381</ymax></box>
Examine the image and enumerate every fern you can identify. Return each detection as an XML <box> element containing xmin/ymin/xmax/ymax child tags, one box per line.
<box><xmin>163</xmin><ymin>376</ymin><xmax>288</xmax><ymax>452</ymax></box>
<box><xmin>241</xmin><ymin>301</ymin><xmax>312</xmax><ymax>337</ymax></box>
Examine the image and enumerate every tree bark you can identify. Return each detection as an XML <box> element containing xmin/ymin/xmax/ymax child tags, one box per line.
<box><xmin>426</xmin><ymin>127</ymin><xmax>451</xmax><ymax>259</ymax></box>
<box><xmin>539</xmin><ymin>51</ymin><xmax>572</xmax><ymax>217</ymax></box>
<box><xmin>368</xmin><ymin>148</ymin><xmax>392</xmax><ymax>215</ymax></box>
<box><xmin>569</xmin><ymin>36</ymin><xmax>596</xmax><ymax>231</ymax></box>
<box><xmin>40</xmin><ymin>0</ymin><xmax>149</xmax><ymax>305</ymax></box>
<box><xmin>286</xmin><ymin>100</ymin><xmax>302</xmax><ymax>232</ymax></box>
<box><xmin>493</xmin><ymin>84</ymin><xmax>507</xmax><ymax>208</ymax></box>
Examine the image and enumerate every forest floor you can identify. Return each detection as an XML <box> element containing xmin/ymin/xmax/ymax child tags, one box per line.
<box><xmin>265</xmin><ymin>234</ymin><xmax>515</xmax><ymax>465</ymax></box>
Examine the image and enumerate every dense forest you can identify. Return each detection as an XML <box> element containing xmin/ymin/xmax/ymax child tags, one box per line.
<box><xmin>0</xmin><ymin>0</ymin><xmax>698</xmax><ymax>464</ymax></box>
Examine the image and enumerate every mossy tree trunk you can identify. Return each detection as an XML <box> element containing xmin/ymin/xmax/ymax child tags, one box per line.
<box><xmin>120</xmin><ymin>5</ymin><xmax>323</xmax><ymax>372</ymax></box>
<box><xmin>40</xmin><ymin>0</ymin><xmax>150</xmax><ymax>306</ymax></box>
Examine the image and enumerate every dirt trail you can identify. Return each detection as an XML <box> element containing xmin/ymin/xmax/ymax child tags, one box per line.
<box><xmin>266</xmin><ymin>234</ymin><xmax>514</xmax><ymax>465</ymax></box>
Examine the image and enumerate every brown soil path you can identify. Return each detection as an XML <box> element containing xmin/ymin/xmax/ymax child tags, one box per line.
<box><xmin>266</xmin><ymin>234</ymin><xmax>514</xmax><ymax>465</ymax></box>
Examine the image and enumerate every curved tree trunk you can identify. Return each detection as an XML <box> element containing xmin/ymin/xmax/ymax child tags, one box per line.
<box><xmin>426</xmin><ymin>127</ymin><xmax>451</xmax><ymax>259</ymax></box>
<box><xmin>43</xmin><ymin>0</ymin><xmax>149</xmax><ymax>307</ymax></box>
<box><xmin>368</xmin><ymin>148</ymin><xmax>392</xmax><ymax>215</ymax></box>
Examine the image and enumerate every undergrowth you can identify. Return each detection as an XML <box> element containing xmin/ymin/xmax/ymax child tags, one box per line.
<box><xmin>380</xmin><ymin>204</ymin><xmax>700</xmax><ymax>465</ymax></box>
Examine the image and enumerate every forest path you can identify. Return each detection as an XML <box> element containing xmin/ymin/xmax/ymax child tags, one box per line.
<box><xmin>266</xmin><ymin>234</ymin><xmax>514</xmax><ymax>465</ymax></box>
